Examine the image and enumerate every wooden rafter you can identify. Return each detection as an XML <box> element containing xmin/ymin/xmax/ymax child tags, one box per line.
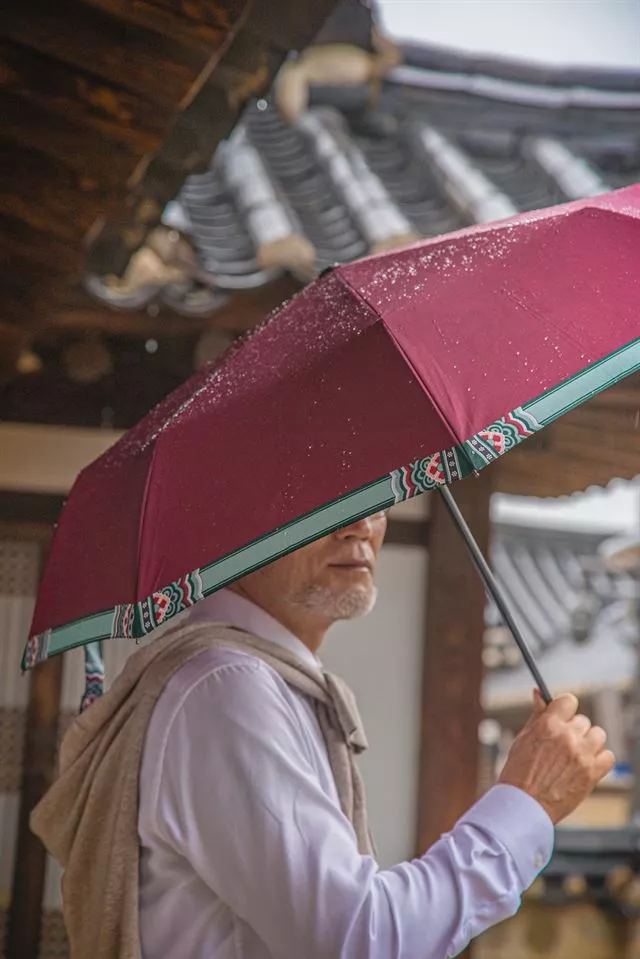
<box><xmin>49</xmin><ymin>275</ymin><xmax>302</xmax><ymax>337</ymax></box>
<box><xmin>0</xmin><ymin>0</ymin><xmax>340</xmax><ymax>360</ymax></box>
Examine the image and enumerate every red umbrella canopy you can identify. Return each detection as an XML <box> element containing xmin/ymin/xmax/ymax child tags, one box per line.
<box><xmin>25</xmin><ymin>184</ymin><xmax>640</xmax><ymax>667</ymax></box>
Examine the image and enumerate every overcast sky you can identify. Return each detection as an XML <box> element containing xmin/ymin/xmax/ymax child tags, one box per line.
<box><xmin>379</xmin><ymin>0</ymin><xmax>640</xmax><ymax>69</ymax></box>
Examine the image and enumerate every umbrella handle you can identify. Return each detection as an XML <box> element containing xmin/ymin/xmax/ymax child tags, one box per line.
<box><xmin>439</xmin><ymin>485</ymin><xmax>553</xmax><ymax>705</ymax></box>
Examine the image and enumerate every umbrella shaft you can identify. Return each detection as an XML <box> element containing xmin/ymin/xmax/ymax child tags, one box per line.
<box><xmin>439</xmin><ymin>486</ymin><xmax>552</xmax><ymax>705</ymax></box>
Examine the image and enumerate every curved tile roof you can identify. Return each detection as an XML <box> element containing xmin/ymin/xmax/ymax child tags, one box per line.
<box><xmin>399</xmin><ymin>40</ymin><xmax>640</xmax><ymax>93</ymax></box>
<box><xmin>485</xmin><ymin>522</ymin><xmax>639</xmax><ymax>703</ymax></box>
<box><xmin>85</xmin><ymin>40</ymin><xmax>640</xmax><ymax>314</ymax></box>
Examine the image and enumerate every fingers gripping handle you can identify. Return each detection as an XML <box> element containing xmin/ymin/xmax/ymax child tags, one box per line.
<box><xmin>439</xmin><ymin>486</ymin><xmax>553</xmax><ymax>705</ymax></box>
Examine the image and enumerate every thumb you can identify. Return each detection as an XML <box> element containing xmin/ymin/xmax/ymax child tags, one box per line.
<box><xmin>547</xmin><ymin>692</ymin><xmax>579</xmax><ymax>720</ymax></box>
<box><xmin>532</xmin><ymin>687</ymin><xmax>547</xmax><ymax>716</ymax></box>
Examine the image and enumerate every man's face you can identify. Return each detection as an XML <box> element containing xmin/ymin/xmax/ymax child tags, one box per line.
<box><xmin>235</xmin><ymin>511</ymin><xmax>388</xmax><ymax>625</ymax></box>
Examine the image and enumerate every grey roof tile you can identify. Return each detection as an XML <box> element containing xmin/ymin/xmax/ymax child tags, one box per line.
<box><xmin>391</xmin><ymin>63</ymin><xmax>640</xmax><ymax>110</ymax></box>
<box><xmin>399</xmin><ymin>40</ymin><xmax>640</xmax><ymax>93</ymax></box>
<box><xmin>359</xmin><ymin>135</ymin><xmax>465</xmax><ymax>236</ymax></box>
<box><xmin>525</xmin><ymin>137</ymin><xmax>611</xmax><ymax>199</ymax></box>
<box><xmin>485</xmin><ymin>523</ymin><xmax>638</xmax><ymax>700</ymax></box>
<box><xmin>458</xmin><ymin>136</ymin><xmax>566</xmax><ymax>211</ymax></box>
<box><xmin>409</xmin><ymin>123</ymin><xmax>519</xmax><ymax>222</ymax></box>
<box><xmin>247</xmin><ymin>105</ymin><xmax>368</xmax><ymax>269</ymax></box>
<box><xmin>85</xmin><ymin>46</ymin><xmax>640</xmax><ymax>314</ymax></box>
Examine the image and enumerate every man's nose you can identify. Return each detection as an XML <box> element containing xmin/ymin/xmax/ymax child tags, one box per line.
<box><xmin>334</xmin><ymin>512</ymin><xmax>386</xmax><ymax>539</ymax></box>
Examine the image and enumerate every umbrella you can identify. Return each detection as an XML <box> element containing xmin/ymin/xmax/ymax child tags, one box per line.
<box><xmin>23</xmin><ymin>184</ymin><xmax>640</xmax><ymax>706</ymax></box>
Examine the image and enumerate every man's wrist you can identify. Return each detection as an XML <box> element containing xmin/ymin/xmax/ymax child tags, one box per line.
<box><xmin>497</xmin><ymin>773</ymin><xmax>556</xmax><ymax>824</ymax></box>
<box><xmin>458</xmin><ymin>783</ymin><xmax>555</xmax><ymax>887</ymax></box>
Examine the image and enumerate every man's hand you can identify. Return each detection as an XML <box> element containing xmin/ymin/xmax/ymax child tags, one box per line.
<box><xmin>498</xmin><ymin>690</ymin><xmax>615</xmax><ymax>825</ymax></box>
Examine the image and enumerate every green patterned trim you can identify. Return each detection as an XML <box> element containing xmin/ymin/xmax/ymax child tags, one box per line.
<box><xmin>22</xmin><ymin>336</ymin><xmax>640</xmax><ymax>669</ymax></box>
<box><xmin>527</xmin><ymin>337</ymin><xmax>640</xmax><ymax>424</ymax></box>
<box><xmin>22</xmin><ymin>479</ymin><xmax>399</xmax><ymax>668</ymax></box>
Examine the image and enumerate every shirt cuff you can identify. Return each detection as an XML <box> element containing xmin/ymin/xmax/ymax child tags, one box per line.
<box><xmin>458</xmin><ymin>784</ymin><xmax>554</xmax><ymax>888</ymax></box>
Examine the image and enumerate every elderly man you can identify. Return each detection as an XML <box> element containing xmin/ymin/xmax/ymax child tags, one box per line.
<box><xmin>33</xmin><ymin>511</ymin><xmax>613</xmax><ymax>959</ymax></box>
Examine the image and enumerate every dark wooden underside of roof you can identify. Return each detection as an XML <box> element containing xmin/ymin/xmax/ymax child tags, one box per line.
<box><xmin>0</xmin><ymin>0</ymin><xmax>339</xmax><ymax>354</ymax></box>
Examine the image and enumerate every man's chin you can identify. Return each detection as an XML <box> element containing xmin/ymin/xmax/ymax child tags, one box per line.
<box><xmin>336</xmin><ymin>586</ymin><xmax>378</xmax><ymax>620</ymax></box>
<box><xmin>291</xmin><ymin>584</ymin><xmax>378</xmax><ymax>621</ymax></box>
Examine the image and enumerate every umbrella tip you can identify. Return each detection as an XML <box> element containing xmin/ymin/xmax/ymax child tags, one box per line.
<box><xmin>319</xmin><ymin>264</ymin><xmax>339</xmax><ymax>278</ymax></box>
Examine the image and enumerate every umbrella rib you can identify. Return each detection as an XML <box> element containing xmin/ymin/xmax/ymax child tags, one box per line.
<box><xmin>335</xmin><ymin>271</ymin><xmax>464</xmax><ymax>448</ymax></box>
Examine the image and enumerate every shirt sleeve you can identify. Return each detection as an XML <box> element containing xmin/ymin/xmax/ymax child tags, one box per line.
<box><xmin>151</xmin><ymin>659</ymin><xmax>554</xmax><ymax>959</ymax></box>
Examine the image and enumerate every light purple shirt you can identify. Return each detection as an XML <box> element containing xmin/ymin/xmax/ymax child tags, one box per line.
<box><xmin>138</xmin><ymin>589</ymin><xmax>553</xmax><ymax>959</ymax></box>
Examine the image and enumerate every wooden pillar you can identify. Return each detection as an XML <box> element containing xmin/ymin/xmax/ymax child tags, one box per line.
<box><xmin>416</xmin><ymin>474</ymin><xmax>492</xmax><ymax>958</ymax></box>
<box><xmin>416</xmin><ymin>473</ymin><xmax>491</xmax><ymax>847</ymax></box>
<box><xmin>4</xmin><ymin>520</ymin><xmax>60</xmax><ymax>959</ymax></box>
<box><xmin>5</xmin><ymin>655</ymin><xmax>63</xmax><ymax>959</ymax></box>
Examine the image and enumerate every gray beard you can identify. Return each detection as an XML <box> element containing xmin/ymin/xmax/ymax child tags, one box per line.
<box><xmin>287</xmin><ymin>583</ymin><xmax>378</xmax><ymax>621</ymax></box>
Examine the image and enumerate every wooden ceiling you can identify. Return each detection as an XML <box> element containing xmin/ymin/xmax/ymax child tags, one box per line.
<box><xmin>0</xmin><ymin>0</ymin><xmax>338</xmax><ymax>371</ymax></box>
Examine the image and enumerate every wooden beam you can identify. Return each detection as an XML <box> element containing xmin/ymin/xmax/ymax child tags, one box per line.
<box><xmin>50</xmin><ymin>274</ymin><xmax>302</xmax><ymax>337</ymax></box>
<box><xmin>416</xmin><ymin>473</ymin><xmax>491</xmax><ymax>849</ymax></box>
<box><xmin>1</xmin><ymin>0</ymin><xmax>341</xmax><ymax>345</ymax></box>
<box><xmin>552</xmin><ymin>426</ymin><xmax>640</xmax><ymax>464</ymax></box>
<box><xmin>0</xmin><ymin>90</ymin><xmax>138</xmax><ymax>187</ymax></box>
<box><xmin>0</xmin><ymin>40</ymin><xmax>166</xmax><ymax>152</ymax></box>
<box><xmin>0</xmin><ymin>215</ymin><xmax>82</xmax><ymax>275</ymax></box>
<box><xmin>1</xmin><ymin>0</ymin><xmax>211</xmax><ymax>106</ymax></box>
<box><xmin>564</xmin><ymin>405</ymin><xmax>640</xmax><ymax>432</ymax></box>
<box><xmin>0</xmin><ymin>492</ymin><xmax>65</xmax><ymax>526</ymax></box>
<box><xmin>587</xmin><ymin>379</ymin><xmax>640</xmax><ymax>410</ymax></box>
<box><xmin>385</xmin><ymin>518</ymin><xmax>428</xmax><ymax>547</ymax></box>
<box><xmin>491</xmin><ymin>382</ymin><xmax>640</xmax><ymax>498</ymax></box>
<box><xmin>494</xmin><ymin>449</ymin><xmax>640</xmax><ymax>498</ymax></box>
<box><xmin>85</xmin><ymin>0</ymin><xmax>341</xmax><ymax>274</ymax></box>
<box><xmin>0</xmin><ymin>248</ymin><xmax>67</xmax><ymax>335</ymax></box>
<box><xmin>0</xmin><ymin>137</ymin><xmax>128</xmax><ymax>240</ymax></box>
<box><xmin>82</xmin><ymin>0</ymin><xmax>244</xmax><ymax>52</ymax></box>
<box><xmin>3</xmin><ymin>524</ymin><xmax>60</xmax><ymax>959</ymax></box>
<box><xmin>0</xmin><ymin>0</ymin><xmax>252</xmax><ymax>345</ymax></box>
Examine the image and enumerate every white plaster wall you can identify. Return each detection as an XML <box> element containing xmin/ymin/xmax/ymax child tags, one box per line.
<box><xmin>0</xmin><ymin>423</ymin><xmax>122</xmax><ymax>493</ymax></box>
<box><xmin>321</xmin><ymin>544</ymin><xmax>427</xmax><ymax>868</ymax></box>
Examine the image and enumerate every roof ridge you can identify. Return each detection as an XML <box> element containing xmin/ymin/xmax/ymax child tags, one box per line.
<box><xmin>399</xmin><ymin>40</ymin><xmax>640</xmax><ymax>92</ymax></box>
